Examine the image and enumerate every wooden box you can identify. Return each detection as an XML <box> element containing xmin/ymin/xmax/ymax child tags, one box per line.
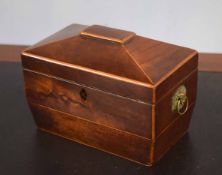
<box><xmin>21</xmin><ymin>24</ymin><xmax>198</xmax><ymax>166</ymax></box>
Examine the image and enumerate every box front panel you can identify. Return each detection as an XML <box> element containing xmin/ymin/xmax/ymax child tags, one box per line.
<box><xmin>23</xmin><ymin>70</ymin><xmax>152</xmax><ymax>139</ymax></box>
<box><xmin>22</xmin><ymin>55</ymin><xmax>153</xmax><ymax>103</ymax></box>
<box><xmin>29</xmin><ymin>102</ymin><xmax>151</xmax><ymax>165</ymax></box>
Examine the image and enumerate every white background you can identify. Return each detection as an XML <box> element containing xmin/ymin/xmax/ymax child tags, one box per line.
<box><xmin>1</xmin><ymin>0</ymin><xmax>222</xmax><ymax>52</ymax></box>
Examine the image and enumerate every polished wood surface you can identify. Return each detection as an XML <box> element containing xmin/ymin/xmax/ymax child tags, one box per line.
<box><xmin>1</xmin><ymin>62</ymin><xmax>222</xmax><ymax>174</ymax></box>
<box><xmin>125</xmin><ymin>35</ymin><xmax>197</xmax><ymax>85</ymax></box>
<box><xmin>80</xmin><ymin>25</ymin><xmax>135</xmax><ymax>44</ymax></box>
<box><xmin>155</xmin><ymin>70</ymin><xmax>197</xmax><ymax>137</ymax></box>
<box><xmin>23</xmin><ymin>70</ymin><xmax>152</xmax><ymax>138</ymax></box>
<box><xmin>1</xmin><ymin>45</ymin><xmax>220</xmax><ymax>72</ymax></box>
<box><xmin>0</xmin><ymin>26</ymin><xmax>220</xmax><ymax>166</ymax></box>
<box><xmin>22</xmin><ymin>54</ymin><xmax>153</xmax><ymax>103</ymax></box>
<box><xmin>154</xmin><ymin>103</ymin><xmax>195</xmax><ymax>162</ymax></box>
<box><xmin>20</xmin><ymin>24</ymin><xmax>199</xmax><ymax>166</ymax></box>
<box><xmin>22</xmin><ymin>24</ymin><xmax>197</xmax><ymax>85</ymax></box>
<box><xmin>24</xmin><ymin>24</ymin><xmax>150</xmax><ymax>84</ymax></box>
<box><xmin>155</xmin><ymin>54</ymin><xmax>198</xmax><ymax>102</ymax></box>
<box><xmin>30</xmin><ymin>102</ymin><xmax>152</xmax><ymax>165</ymax></box>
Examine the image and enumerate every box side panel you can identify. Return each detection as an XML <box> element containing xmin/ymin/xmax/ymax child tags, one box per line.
<box><xmin>29</xmin><ymin>102</ymin><xmax>151</xmax><ymax>165</ymax></box>
<box><xmin>155</xmin><ymin>70</ymin><xmax>198</xmax><ymax>137</ymax></box>
<box><xmin>22</xmin><ymin>55</ymin><xmax>153</xmax><ymax>103</ymax></box>
<box><xmin>153</xmin><ymin>103</ymin><xmax>195</xmax><ymax>163</ymax></box>
<box><xmin>153</xmin><ymin>69</ymin><xmax>198</xmax><ymax>163</ymax></box>
<box><xmin>155</xmin><ymin>53</ymin><xmax>198</xmax><ymax>103</ymax></box>
<box><xmin>23</xmin><ymin>70</ymin><xmax>152</xmax><ymax>139</ymax></box>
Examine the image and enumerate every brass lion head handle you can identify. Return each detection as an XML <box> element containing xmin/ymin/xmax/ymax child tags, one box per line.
<box><xmin>172</xmin><ymin>85</ymin><xmax>189</xmax><ymax>115</ymax></box>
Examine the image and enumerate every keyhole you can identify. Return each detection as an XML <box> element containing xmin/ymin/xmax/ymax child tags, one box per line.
<box><xmin>80</xmin><ymin>88</ymin><xmax>87</xmax><ymax>101</ymax></box>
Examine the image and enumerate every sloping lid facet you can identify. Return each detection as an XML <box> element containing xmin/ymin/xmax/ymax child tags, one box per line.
<box><xmin>23</xmin><ymin>24</ymin><xmax>197</xmax><ymax>86</ymax></box>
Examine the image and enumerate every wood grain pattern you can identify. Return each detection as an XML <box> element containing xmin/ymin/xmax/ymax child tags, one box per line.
<box><xmin>2</xmin><ymin>62</ymin><xmax>222</xmax><ymax>174</ymax></box>
<box><xmin>80</xmin><ymin>25</ymin><xmax>135</xmax><ymax>44</ymax></box>
<box><xmin>22</xmin><ymin>55</ymin><xmax>153</xmax><ymax>103</ymax></box>
<box><xmin>20</xmin><ymin>24</ymin><xmax>199</xmax><ymax>166</ymax></box>
<box><xmin>155</xmin><ymin>70</ymin><xmax>198</xmax><ymax>137</ymax></box>
<box><xmin>25</xmin><ymin>34</ymin><xmax>151</xmax><ymax>84</ymax></box>
<box><xmin>24</xmin><ymin>69</ymin><xmax>152</xmax><ymax>138</ymax></box>
<box><xmin>29</xmin><ymin>102</ymin><xmax>151</xmax><ymax>165</ymax></box>
<box><xmin>154</xmin><ymin>103</ymin><xmax>195</xmax><ymax>162</ymax></box>
<box><xmin>125</xmin><ymin>36</ymin><xmax>197</xmax><ymax>84</ymax></box>
<box><xmin>0</xmin><ymin>46</ymin><xmax>221</xmax><ymax>73</ymax></box>
<box><xmin>27</xmin><ymin>24</ymin><xmax>88</xmax><ymax>50</ymax></box>
<box><xmin>23</xmin><ymin>25</ymin><xmax>197</xmax><ymax>86</ymax></box>
<box><xmin>0</xmin><ymin>25</ymin><xmax>220</xmax><ymax>167</ymax></box>
<box><xmin>155</xmin><ymin>54</ymin><xmax>198</xmax><ymax>103</ymax></box>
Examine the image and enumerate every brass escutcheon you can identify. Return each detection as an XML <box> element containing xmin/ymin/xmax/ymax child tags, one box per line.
<box><xmin>172</xmin><ymin>85</ymin><xmax>188</xmax><ymax>115</ymax></box>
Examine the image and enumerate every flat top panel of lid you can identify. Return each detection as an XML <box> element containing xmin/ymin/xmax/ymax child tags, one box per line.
<box><xmin>80</xmin><ymin>25</ymin><xmax>135</xmax><ymax>44</ymax></box>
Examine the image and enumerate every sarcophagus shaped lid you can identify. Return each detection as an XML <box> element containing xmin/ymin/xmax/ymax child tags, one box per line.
<box><xmin>22</xmin><ymin>24</ymin><xmax>197</xmax><ymax>103</ymax></box>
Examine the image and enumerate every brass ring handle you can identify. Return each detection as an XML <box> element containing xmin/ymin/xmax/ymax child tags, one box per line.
<box><xmin>177</xmin><ymin>95</ymin><xmax>189</xmax><ymax>115</ymax></box>
<box><xmin>172</xmin><ymin>85</ymin><xmax>189</xmax><ymax>115</ymax></box>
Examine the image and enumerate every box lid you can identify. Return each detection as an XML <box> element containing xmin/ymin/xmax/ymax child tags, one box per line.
<box><xmin>22</xmin><ymin>24</ymin><xmax>197</xmax><ymax>103</ymax></box>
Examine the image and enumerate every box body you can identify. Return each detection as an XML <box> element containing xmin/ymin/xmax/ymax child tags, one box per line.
<box><xmin>21</xmin><ymin>24</ymin><xmax>198</xmax><ymax>166</ymax></box>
